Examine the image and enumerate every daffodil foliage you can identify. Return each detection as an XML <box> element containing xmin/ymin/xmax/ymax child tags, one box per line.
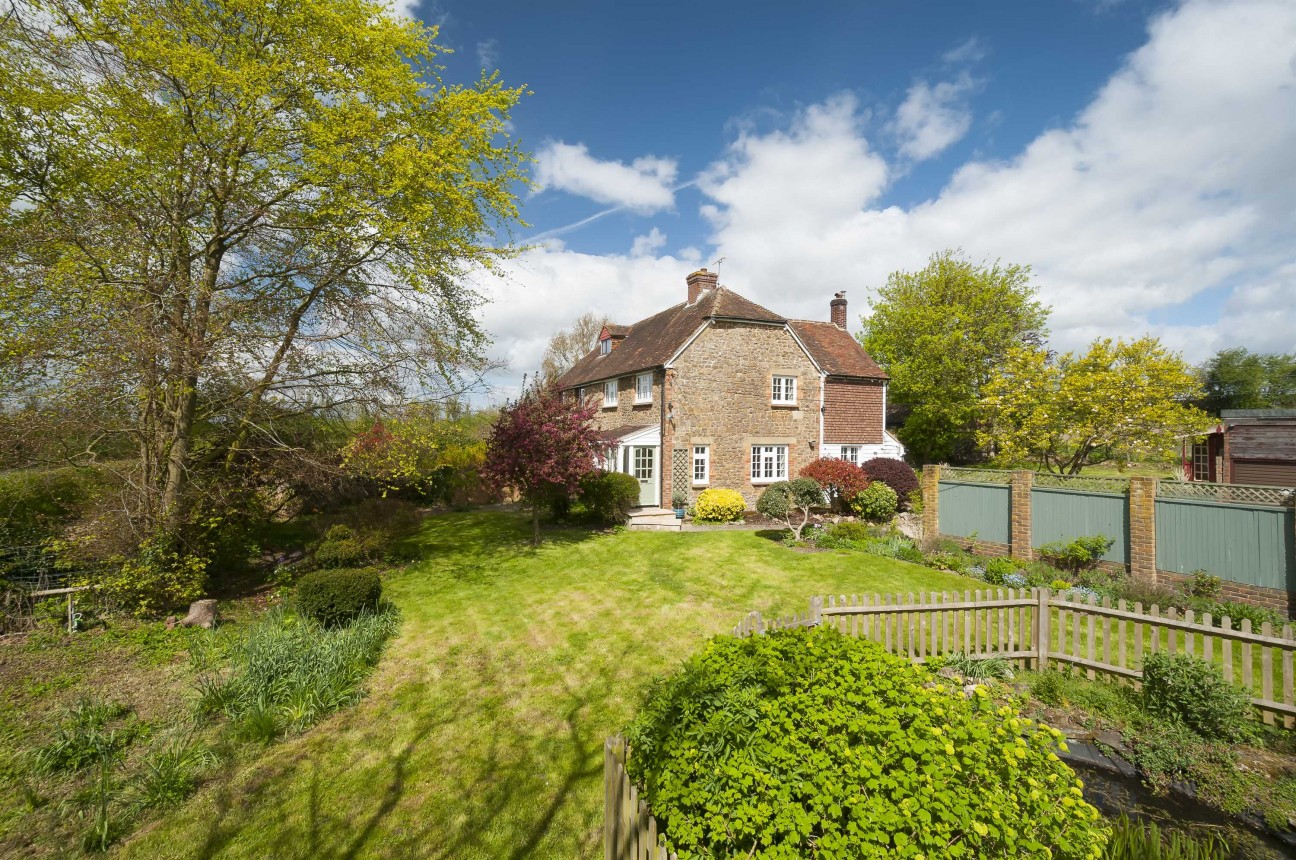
<box><xmin>979</xmin><ymin>337</ymin><xmax>1214</xmax><ymax>474</ymax></box>
<box><xmin>0</xmin><ymin>0</ymin><xmax>528</xmax><ymax>531</ymax></box>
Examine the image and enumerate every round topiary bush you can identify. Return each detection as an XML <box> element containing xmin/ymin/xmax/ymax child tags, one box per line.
<box><xmin>860</xmin><ymin>457</ymin><xmax>919</xmax><ymax>509</ymax></box>
<box><xmin>296</xmin><ymin>567</ymin><xmax>382</xmax><ymax>627</ymax></box>
<box><xmin>626</xmin><ymin>627</ymin><xmax>1107</xmax><ymax>859</ymax></box>
<box><xmin>579</xmin><ymin>470</ymin><xmax>641</xmax><ymax>524</ymax></box>
<box><xmin>851</xmin><ymin>480</ymin><xmax>898</xmax><ymax>522</ymax></box>
<box><xmin>693</xmin><ymin>488</ymin><xmax>746</xmax><ymax>523</ymax></box>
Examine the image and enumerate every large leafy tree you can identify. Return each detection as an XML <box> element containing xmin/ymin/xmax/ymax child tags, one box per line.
<box><xmin>0</xmin><ymin>0</ymin><xmax>528</xmax><ymax>539</ymax></box>
<box><xmin>481</xmin><ymin>388</ymin><xmax>608</xmax><ymax>545</ymax></box>
<box><xmin>860</xmin><ymin>250</ymin><xmax>1049</xmax><ymax>463</ymax></box>
<box><xmin>979</xmin><ymin>337</ymin><xmax>1214</xmax><ymax>474</ymax></box>
<box><xmin>1199</xmin><ymin>348</ymin><xmax>1296</xmax><ymax>414</ymax></box>
<box><xmin>539</xmin><ymin>312</ymin><xmax>610</xmax><ymax>384</ymax></box>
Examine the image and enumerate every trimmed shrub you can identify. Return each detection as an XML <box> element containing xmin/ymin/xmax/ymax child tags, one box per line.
<box><xmin>755</xmin><ymin>478</ymin><xmax>822</xmax><ymax>540</ymax></box>
<box><xmin>578</xmin><ymin>470</ymin><xmax>640</xmax><ymax>525</ymax></box>
<box><xmin>1141</xmin><ymin>652</ymin><xmax>1253</xmax><ymax>741</ymax></box>
<box><xmin>626</xmin><ymin>626</ymin><xmax>1108</xmax><ymax>859</ymax></box>
<box><xmin>850</xmin><ymin>481</ymin><xmax>897</xmax><ymax>522</ymax></box>
<box><xmin>860</xmin><ymin>457</ymin><xmax>919</xmax><ymax>509</ymax></box>
<box><xmin>825</xmin><ymin>521</ymin><xmax>872</xmax><ymax>543</ymax></box>
<box><xmin>296</xmin><ymin>567</ymin><xmax>382</xmax><ymax>627</ymax></box>
<box><xmin>798</xmin><ymin>457</ymin><xmax>868</xmax><ymax>510</ymax></box>
<box><xmin>1038</xmin><ymin>535</ymin><xmax>1114</xmax><ymax>575</ymax></box>
<box><xmin>312</xmin><ymin>524</ymin><xmax>387</xmax><ymax>569</ymax></box>
<box><xmin>693</xmin><ymin>488</ymin><xmax>745</xmax><ymax>523</ymax></box>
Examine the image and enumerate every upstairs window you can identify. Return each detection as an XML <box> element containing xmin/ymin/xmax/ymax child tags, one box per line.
<box><xmin>635</xmin><ymin>372</ymin><xmax>653</xmax><ymax>404</ymax></box>
<box><xmin>751</xmin><ymin>445</ymin><xmax>788</xmax><ymax>483</ymax></box>
<box><xmin>603</xmin><ymin>380</ymin><xmax>618</xmax><ymax>408</ymax></box>
<box><xmin>771</xmin><ymin>375</ymin><xmax>797</xmax><ymax>405</ymax></box>
<box><xmin>599</xmin><ymin>339</ymin><xmax>611</xmax><ymax>355</ymax></box>
<box><xmin>692</xmin><ymin>446</ymin><xmax>709</xmax><ymax>485</ymax></box>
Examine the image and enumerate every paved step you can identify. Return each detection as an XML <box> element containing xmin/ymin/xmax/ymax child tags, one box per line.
<box><xmin>627</xmin><ymin>507</ymin><xmax>682</xmax><ymax>531</ymax></box>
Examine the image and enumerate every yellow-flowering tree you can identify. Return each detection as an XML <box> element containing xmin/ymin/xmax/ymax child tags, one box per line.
<box><xmin>979</xmin><ymin>337</ymin><xmax>1214</xmax><ymax>474</ymax></box>
<box><xmin>342</xmin><ymin>406</ymin><xmax>490</xmax><ymax>502</ymax></box>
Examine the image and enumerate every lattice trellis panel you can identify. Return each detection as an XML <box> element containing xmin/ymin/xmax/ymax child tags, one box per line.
<box><xmin>1033</xmin><ymin>473</ymin><xmax>1131</xmax><ymax>495</ymax></box>
<box><xmin>671</xmin><ymin>448</ymin><xmax>691</xmax><ymax>500</ymax></box>
<box><xmin>941</xmin><ymin>467</ymin><xmax>1013</xmax><ymax>484</ymax></box>
<box><xmin>1158</xmin><ymin>481</ymin><xmax>1295</xmax><ymax>507</ymax></box>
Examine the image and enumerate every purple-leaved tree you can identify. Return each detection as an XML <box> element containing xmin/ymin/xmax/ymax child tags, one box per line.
<box><xmin>482</xmin><ymin>386</ymin><xmax>610</xmax><ymax>545</ymax></box>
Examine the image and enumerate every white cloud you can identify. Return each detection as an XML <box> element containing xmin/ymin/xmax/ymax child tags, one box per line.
<box><xmin>476</xmin><ymin>38</ymin><xmax>499</xmax><ymax>70</ymax></box>
<box><xmin>630</xmin><ymin>227</ymin><xmax>667</xmax><ymax>257</ymax></box>
<box><xmin>891</xmin><ymin>72</ymin><xmax>979</xmax><ymax>161</ymax></box>
<box><xmin>943</xmin><ymin>36</ymin><xmax>988</xmax><ymax>65</ymax></box>
<box><xmin>475</xmin><ymin>0</ymin><xmax>1296</xmax><ymax>400</ymax></box>
<box><xmin>533</xmin><ymin>142</ymin><xmax>679</xmax><ymax>213</ymax></box>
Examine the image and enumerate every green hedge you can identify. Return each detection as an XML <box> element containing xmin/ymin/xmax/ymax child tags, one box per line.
<box><xmin>296</xmin><ymin>567</ymin><xmax>382</xmax><ymax>626</ymax></box>
<box><xmin>579</xmin><ymin>470</ymin><xmax>640</xmax><ymax>525</ymax></box>
<box><xmin>626</xmin><ymin>626</ymin><xmax>1107</xmax><ymax>859</ymax></box>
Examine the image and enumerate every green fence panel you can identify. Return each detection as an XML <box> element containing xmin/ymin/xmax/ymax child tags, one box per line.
<box><xmin>1155</xmin><ymin>498</ymin><xmax>1295</xmax><ymax>591</ymax></box>
<box><xmin>937</xmin><ymin>481</ymin><xmax>1010</xmax><ymax>544</ymax></box>
<box><xmin>1031</xmin><ymin>488</ymin><xmax>1129</xmax><ymax>564</ymax></box>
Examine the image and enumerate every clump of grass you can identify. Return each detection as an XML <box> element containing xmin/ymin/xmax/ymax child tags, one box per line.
<box><xmin>126</xmin><ymin>734</ymin><xmax>217</xmax><ymax>813</ymax></box>
<box><xmin>195</xmin><ymin>605</ymin><xmax>398</xmax><ymax>738</ymax></box>
<box><xmin>1104</xmin><ymin>814</ymin><xmax>1229</xmax><ymax>860</ymax></box>
<box><xmin>938</xmin><ymin>651</ymin><xmax>1016</xmax><ymax>681</ymax></box>
<box><xmin>30</xmin><ymin>698</ymin><xmax>137</xmax><ymax>774</ymax></box>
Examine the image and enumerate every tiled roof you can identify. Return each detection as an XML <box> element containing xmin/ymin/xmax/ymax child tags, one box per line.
<box><xmin>554</xmin><ymin>287</ymin><xmax>886</xmax><ymax>388</ymax></box>
<box><xmin>603</xmin><ymin>324</ymin><xmax>631</xmax><ymax>338</ymax></box>
<box><xmin>788</xmin><ymin>320</ymin><xmax>888</xmax><ymax>380</ymax></box>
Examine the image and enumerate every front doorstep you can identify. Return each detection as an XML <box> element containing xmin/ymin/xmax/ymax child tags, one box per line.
<box><xmin>627</xmin><ymin>507</ymin><xmax>681</xmax><ymax>532</ymax></box>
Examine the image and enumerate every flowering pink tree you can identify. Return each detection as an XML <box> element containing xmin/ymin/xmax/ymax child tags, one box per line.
<box><xmin>482</xmin><ymin>386</ymin><xmax>610</xmax><ymax>545</ymax></box>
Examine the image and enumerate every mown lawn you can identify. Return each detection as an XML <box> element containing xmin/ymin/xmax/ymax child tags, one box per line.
<box><xmin>121</xmin><ymin>510</ymin><xmax>977</xmax><ymax>859</ymax></box>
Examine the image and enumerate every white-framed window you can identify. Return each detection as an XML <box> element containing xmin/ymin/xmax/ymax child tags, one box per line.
<box><xmin>751</xmin><ymin>445</ymin><xmax>788</xmax><ymax>483</ymax></box>
<box><xmin>635</xmin><ymin>372</ymin><xmax>653</xmax><ymax>404</ymax></box>
<box><xmin>771</xmin><ymin>375</ymin><xmax>797</xmax><ymax>405</ymax></box>
<box><xmin>599</xmin><ymin>339</ymin><xmax>611</xmax><ymax>355</ymax></box>
<box><xmin>692</xmin><ymin>445</ymin><xmax>709</xmax><ymax>485</ymax></box>
<box><xmin>840</xmin><ymin>445</ymin><xmax>860</xmax><ymax>465</ymax></box>
<box><xmin>603</xmin><ymin>380</ymin><xmax>618</xmax><ymax>408</ymax></box>
<box><xmin>576</xmin><ymin>387</ymin><xmax>585</xmax><ymax>402</ymax></box>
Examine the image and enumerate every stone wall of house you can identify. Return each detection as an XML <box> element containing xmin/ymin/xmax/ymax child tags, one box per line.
<box><xmin>668</xmin><ymin>321</ymin><xmax>821</xmax><ymax>508</ymax></box>
<box><xmin>823</xmin><ymin>378</ymin><xmax>884</xmax><ymax>444</ymax></box>
<box><xmin>584</xmin><ymin>372</ymin><xmax>663</xmax><ymax>434</ymax></box>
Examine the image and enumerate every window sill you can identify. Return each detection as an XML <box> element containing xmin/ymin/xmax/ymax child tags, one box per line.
<box><xmin>750</xmin><ymin>478</ymin><xmax>787</xmax><ymax>486</ymax></box>
<box><xmin>691</xmin><ymin>481</ymin><xmax>709</xmax><ymax>488</ymax></box>
<box><xmin>602</xmin><ymin>405</ymin><xmax>618</xmax><ymax>410</ymax></box>
<box><xmin>770</xmin><ymin>401</ymin><xmax>798</xmax><ymax>408</ymax></box>
<box><xmin>633</xmin><ymin>400</ymin><xmax>653</xmax><ymax>407</ymax></box>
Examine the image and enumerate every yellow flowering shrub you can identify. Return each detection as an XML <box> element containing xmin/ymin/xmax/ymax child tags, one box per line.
<box><xmin>693</xmin><ymin>488</ymin><xmax>746</xmax><ymax>523</ymax></box>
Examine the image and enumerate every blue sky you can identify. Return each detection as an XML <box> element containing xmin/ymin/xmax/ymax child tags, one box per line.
<box><xmin>395</xmin><ymin>0</ymin><xmax>1296</xmax><ymax>398</ymax></box>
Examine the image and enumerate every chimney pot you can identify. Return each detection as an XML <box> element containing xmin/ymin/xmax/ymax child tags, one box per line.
<box><xmin>830</xmin><ymin>291</ymin><xmax>848</xmax><ymax>328</ymax></box>
<box><xmin>686</xmin><ymin>268</ymin><xmax>718</xmax><ymax>304</ymax></box>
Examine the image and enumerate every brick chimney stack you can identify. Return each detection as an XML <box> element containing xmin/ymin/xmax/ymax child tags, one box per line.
<box><xmin>830</xmin><ymin>291</ymin><xmax>848</xmax><ymax>328</ymax></box>
<box><xmin>686</xmin><ymin>268</ymin><xmax>718</xmax><ymax>304</ymax></box>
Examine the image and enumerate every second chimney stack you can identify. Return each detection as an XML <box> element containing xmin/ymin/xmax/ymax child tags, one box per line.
<box><xmin>830</xmin><ymin>291</ymin><xmax>848</xmax><ymax>328</ymax></box>
<box><xmin>686</xmin><ymin>268</ymin><xmax>718</xmax><ymax>304</ymax></box>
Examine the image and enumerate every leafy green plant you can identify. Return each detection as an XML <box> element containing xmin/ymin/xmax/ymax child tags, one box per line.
<box><xmin>195</xmin><ymin>605</ymin><xmax>397</xmax><ymax>738</ymax></box>
<box><xmin>1038</xmin><ymin>535</ymin><xmax>1115</xmax><ymax>575</ymax></box>
<box><xmin>823</xmin><ymin>521</ymin><xmax>873</xmax><ymax>543</ymax></box>
<box><xmin>755</xmin><ymin>478</ymin><xmax>822</xmax><ymax>540</ymax></box>
<box><xmin>127</xmin><ymin>735</ymin><xmax>217</xmax><ymax>813</ymax></box>
<box><xmin>939</xmin><ymin>651</ymin><xmax>1016</xmax><ymax>680</ymax></box>
<box><xmin>1029</xmin><ymin>670</ymin><xmax>1069</xmax><ymax>707</ymax></box>
<box><xmin>1185</xmin><ymin>569</ymin><xmax>1222</xmax><ymax>600</ymax></box>
<box><xmin>1141</xmin><ymin>652</ymin><xmax>1253</xmax><ymax>741</ymax></box>
<box><xmin>1104</xmin><ymin>814</ymin><xmax>1229</xmax><ymax>860</ymax></box>
<box><xmin>579</xmin><ymin>470</ymin><xmax>641</xmax><ymax>525</ymax></box>
<box><xmin>94</xmin><ymin>533</ymin><xmax>208</xmax><ymax>617</ymax></box>
<box><xmin>982</xmin><ymin>557</ymin><xmax>1021</xmax><ymax>585</ymax></box>
<box><xmin>924</xmin><ymin>549</ymin><xmax>972</xmax><ymax>574</ymax></box>
<box><xmin>296</xmin><ymin>567</ymin><xmax>382</xmax><ymax>627</ymax></box>
<box><xmin>30</xmin><ymin>698</ymin><xmax>137</xmax><ymax>774</ymax></box>
<box><xmin>312</xmin><ymin>524</ymin><xmax>387</xmax><ymax>569</ymax></box>
<box><xmin>626</xmin><ymin>626</ymin><xmax>1108</xmax><ymax>859</ymax></box>
<box><xmin>692</xmin><ymin>488</ymin><xmax>746</xmax><ymax>523</ymax></box>
<box><xmin>850</xmin><ymin>480</ymin><xmax>898</xmax><ymax>522</ymax></box>
<box><xmin>859</xmin><ymin>457</ymin><xmax>919</xmax><ymax>509</ymax></box>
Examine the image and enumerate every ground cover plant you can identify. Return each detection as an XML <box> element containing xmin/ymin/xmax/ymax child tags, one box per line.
<box><xmin>626</xmin><ymin>626</ymin><xmax>1108</xmax><ymax>858</ymax></box>
<box><xmin>104</xmin><ymin>509</ymin><xmax>979</xmax><ymax>860</ymax></box>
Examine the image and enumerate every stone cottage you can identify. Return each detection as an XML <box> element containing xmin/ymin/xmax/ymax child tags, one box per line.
<box><xmin>554</xmin><ymin>268</ymin><xmax>905</xmax><ymax>509</ymax></box>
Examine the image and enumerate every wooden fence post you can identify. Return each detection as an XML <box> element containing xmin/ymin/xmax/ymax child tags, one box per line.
<box><xmin>1035</xmin><ymin>588</ymin><xmax>1050</xmax><ymax>671</ymax></box>
<box><xmin>808</xmin><ymin>596</ymin><xmax>823</xmax><ymax>626</ymax></box>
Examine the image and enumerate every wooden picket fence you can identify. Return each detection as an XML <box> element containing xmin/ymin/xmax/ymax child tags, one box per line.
<box><xmin>604</xmin><ymin>735</ymin><xmax>676</xmax><ymax>860</ymax></box>
<box><xmin>737</xmin><ymin>588</ymin><xmax>1296</xmax><ymax>726</ymax></box>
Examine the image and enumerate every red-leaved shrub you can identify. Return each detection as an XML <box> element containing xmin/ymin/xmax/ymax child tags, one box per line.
<box><xmin>799</xmin><ymin>457</ymin><xmax>869</xmax><ymax>511</ymax></box>
<box><xmin>860</xmin><ymin>457</ymin><xmax>919</xmax><ymax>510</ymax></box>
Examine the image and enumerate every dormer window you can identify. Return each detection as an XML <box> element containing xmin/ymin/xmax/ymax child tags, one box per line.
<box><xmin>599</xmin><ymin>339</ymin><xmax>611</xmax><ymax>355</ymax></box>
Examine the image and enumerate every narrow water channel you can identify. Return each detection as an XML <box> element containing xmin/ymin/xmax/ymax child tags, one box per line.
<box><xmin>1072</xmin><ymin>761</ymin><xmax>1295</xmax><ymax>859</ymax></box>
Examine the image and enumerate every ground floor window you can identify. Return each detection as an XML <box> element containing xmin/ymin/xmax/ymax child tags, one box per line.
<box><xmin>840</xmin><ymin>445</ymin><xmax>860</xmax><ymax>464</ymax></box>
<box><xmin>692</xmin><ymin>446</ymin><xmax>709</xmax><ymax>485</ymax></box>
<box><xmin>751</xmin><ymin>445</ymin><xmax>788</xmax><ymax>482</ymax></box>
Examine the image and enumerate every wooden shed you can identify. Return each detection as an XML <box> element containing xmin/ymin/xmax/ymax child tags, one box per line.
<box><xmin>1184</xmin><ymin>409</ymin><xmax>1296</xmax><ymax>486</ymax></box>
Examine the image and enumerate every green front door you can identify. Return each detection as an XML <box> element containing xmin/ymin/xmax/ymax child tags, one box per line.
<box><xmin>632</xmin><ymin>446</ymin><xmax>658</xmax><ymax>507</ymax></box>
